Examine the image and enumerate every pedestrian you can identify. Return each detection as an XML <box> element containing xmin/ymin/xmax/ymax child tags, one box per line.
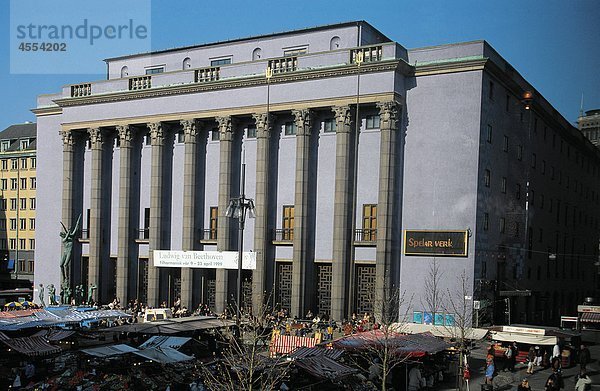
<box><xmin>485</xmin><ymin>356</ymin><xmax>495</xmax><ymax>385</ymax></box>
<box><xmin>579</xmin><ymin>343</ymin><xmax>590</xmax><ymax>372</ymax></box>
<box><xmin>545</xmin><ymin>373</ymin><xmax>561</xmax><ymax>391</ymax></box>
<box><xmin>503</xmin><ymin>343</ymin><xmax>514</xmax><ymax>371</ymax></box>
<box><xmin>534</xmin><ymin>345</ymin><xmax>543</xmax><ymax>366</ymax></box>
<box><xmin>527</xmin><ymin>346</ymin><xmax>536</xmax><ymax>374</ymax></box>
<box><xmin>518</xmin><ymin>378</ymin><xmax>531</xmax><ymax>391</ymax></box>
<box><xmin>575</xmin><ymin>371</ymin><xmax>592</xmax><ymax>391</ymax></box>
<box><xmin>407</xmin><ymin>365</ymin><xmax>423</xmax><ymax>391</ymax></box>
<box><xmin>552</xmin><ymin>342</ymin><xmax>561</xmax><ymax>360</ymax></box>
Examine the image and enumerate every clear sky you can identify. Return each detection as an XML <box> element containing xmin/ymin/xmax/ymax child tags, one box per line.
<box><xmin>0</xmin><ymin>0</ymin><xmax>598</xmax><ymax>130</ymax></box>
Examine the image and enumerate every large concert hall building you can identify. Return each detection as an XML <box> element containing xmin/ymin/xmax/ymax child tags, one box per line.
<box><xmin>34</xmin><ymin>21</ymin><xmax>600</xmax><ymax>324</ymax></box>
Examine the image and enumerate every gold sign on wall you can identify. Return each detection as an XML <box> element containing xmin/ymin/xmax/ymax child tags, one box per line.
<box><xmin>404</xmin><ymin>230</ymin><xmax>468</xmax><ymax>257</ymax></box>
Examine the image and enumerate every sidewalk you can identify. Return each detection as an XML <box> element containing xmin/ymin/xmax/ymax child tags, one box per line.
<box><xmin>440</xmin><ymin>343</ymin><xmax>600</xmax><ymax>391</ymax></box>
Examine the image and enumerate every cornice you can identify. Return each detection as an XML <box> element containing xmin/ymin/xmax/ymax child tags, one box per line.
<box><xmin>31</xmin><ymin>106</ymin><xmax>62</xmax><ymax>117</ymax></box>
<box><xmin>53</xmin><ymin>60</ymin><xmax>409</xmax><ymax>108</ymax></box>
<box><xmin>413</xmin><ymin>58</ymin><xmax>488</xmax><ymax>77</ymax></box>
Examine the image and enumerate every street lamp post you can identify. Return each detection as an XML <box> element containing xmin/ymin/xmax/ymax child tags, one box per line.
<box><xmin>225</xmin><ymin>151</ymin><xmax>255</xmax><ymax>328</ymax></box>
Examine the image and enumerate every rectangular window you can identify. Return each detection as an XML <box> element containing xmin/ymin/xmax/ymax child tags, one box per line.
<box><xmin>210</xmin><ymin>58</ymin><xmax>232</xmax><ymax>66</ymax></box>
<box><xmin>211</xmin><ymin>129</ymin><xmax>220</xmax><ymax>141</ymax></box>
<box><xmin>486</xmin><ymin>124</ymin><xmax>492</xmax><ymax>143</ymax></box>
<box><xmin>145</xmin><ymin>66</ymin><xmax>165</xmax><ymax>75</ymax></box>
<box><xmin>0</xmin><ymin>239</ymin><xmax>6</xmax><ymax>249</ymax></box>
<box><xmin>30</xmin><ymin>177</ymin><xmax>36</xmax><ymax>189</ymax></box>
<box><xmin>10</xmin><ymin>218</ymin><xmax>16</xmax><ymax>230</ymax></box>
<box><xmin>0</xmin><ymin>219</ymin><xmax>5</xmax><ymax>230</ymax></box>
<box><xmin>503</xmin><ymin>135</ymin><xmax>508</xmax><ymax>152</ymax></box>
<box><xmin>20</xmin><ymin>198</ymin><xmax>26</xmax><ymax>210</ymax></box>
<box><xmin>365</xmin><ymin>115</ymin><xmax>380</xmax><ymax>129</ymax></box>
<box><xmin>30</xmin><ymin>198</ymin><xmax>36</xmax><ymax>210</ymax></box>
<box><xmin>20</xmin><ymin>178</ymin><xmax>27</xmax><ymax>190</ymax></box>
<box><xmin>11</xmin><ymin>159</ymin><xmax>17</xmax><ymax>170</ymax></box>
<box><xmin>11</xmin><ymin>178</ymin><xmax>17</xmax><ymax>190</ymax></box>
<box><xmin>484</xmin><ymin>169</ymin><xmax>490</xmax><ymax>187</ymax></box>
<box><xmin>143</xmin><ymin>208</ymin><xmax>150</xmax><ymax>238</ymax></box>
<box><xmin>209</xmin><ymin>207</ymin><xmax>218</xmax><ymax>240</ymax></box>
<box><xmin>501</xmin><ymin>177</ymin><xmax>507</xmax><ymax>194</ymax></box>
<box><xmin>1</xmin><ymin>179</ymin><xmax>6</xmax><ymax>190</ymax></box>
<box><xmin>282</xmin><ymin>205</ymin><xmax>295</xmax><ymax>240</ymax></box>
<box><xmin>362</xmin><ymin>204</ymin><xmax>377</xmax><ymax>241</ymax></box>
<box><xmin>500</xmin><ymin>217</ymin><xmax>505</xmax><ymax>233</ymax></box>
<box><xmin>324</xmin><ymin>118</ymin><xmax>336</xmax><ymax>133</ymax></box>
<box><xmin>29</xmin><ymin>239</ymin><xmax>35</xmax><ymax>250</ymax></box>
<box><xmin>19</xmin><ymin>239</ymin><xmax>26</xmax><ymax>250</ymax></box>
<box><xmin>0</xmin><ymin>142</ymin><xmax>9</xmax><ymax>152</ymax></box>
<box><xmin>284</xmin><ymin>122</ymin><xmax>297</xmax><ymax>136</ymax></box>
<box><xmin>483</xmin><ymin>213</ymin><xmax>489</xmax><ymax>231</ymax></box>
<box><xmin>9</xmin><ymin>239</ymin><xmax>16</xmax><ymax>250</ymax></box>
<box><xmin>246</xmin><ymin>126</ymin><xmax>257</xmax><ymax>139</ymax></box>
<box><xmin>283</xmin><ymin>47</ymin><xmax>307</xmax><ymax>57</ymax></box>
<box><xmin>10</xmin><ymin>198</ymin><xmax>17</xmax><ymax>210</ymax></box>
<box><xmin>20</xmin><ymin>157</ymin><xmax>27</xmax><ymax>169</ymax></box>
<box><xmin>20</xmin><ymin>218</ymin><xmax>26</xmax><ymax>230</ymax></box>
<box><xmin>30</xmin><ymin>157</ymin><xmax>36</xmax><ymax>168</ymax></box>
<box><xmin>0</xmin><ymin>199</ymin><xmax>6</xmax><ymax>211</ymax></box>
<box><xmin>1</xmin><ymin>160</ymin><xmax>6</xmax><ymax>170</ymax></box>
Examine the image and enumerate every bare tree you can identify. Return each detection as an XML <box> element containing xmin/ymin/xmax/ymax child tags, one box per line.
<box><xmin>343</xmin><ymin>284</ymin><xmax>412</xmax><ymax>391</ymax></box>
<box><xmin>421</xmin><ymin>258</ymin><xmax>445</xmax><ymax>322</ymax></box>
<box><xmin>202</xmin><ymin>295</ymin><xmax>291</xmax><ymax>391</ymax></box>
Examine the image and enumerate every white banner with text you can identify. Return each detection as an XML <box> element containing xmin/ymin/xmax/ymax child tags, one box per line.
<box><xmin>153</xmin><ymin>250</ymin><xmax>256</xmax><ymax>270</ymax></box>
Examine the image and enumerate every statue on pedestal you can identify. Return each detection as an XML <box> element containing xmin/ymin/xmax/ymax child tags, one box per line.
<box><xmin>88</xmin><ymin>284</ymin><xmax>97</xmax><ymax>304</ymax></box>
<box><xmin>60</xmin><ymin>215</ymin><xmax>81</xmax><ymax>286</ymax></box>
<box><xmin>47</xmin><ymin>284</ymin><xmax>57</xmax><ymax>305</ymax></box>
<box><xmin>38</xmin><ymin>284</ymin><xmax>45</xmax><ymax>307</ymax></box>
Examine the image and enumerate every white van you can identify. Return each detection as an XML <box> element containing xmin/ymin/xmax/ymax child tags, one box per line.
<box><xmin>143</xmin><ymin>308</ymin><xmax>173</xmax><ymax>322</ymax></box>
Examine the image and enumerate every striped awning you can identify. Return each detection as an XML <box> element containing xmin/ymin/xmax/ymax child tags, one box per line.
<box><xmin>270</xmin><ymin>335</ymin><xmax>317</xmax><ymax>356</ymax></box>
<box><xmin>581</xmin><ymin>312</ymin><xmax>600</xmax><ymax>323</ymax></box>
<box><xmin>1</xmin><ymin>336</ymin><xmax>62</xmax><ymax>356</ymax></box>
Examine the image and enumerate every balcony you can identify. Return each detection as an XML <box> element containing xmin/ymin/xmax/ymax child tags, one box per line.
<box><xmin>129</xmin><ymin>76</ymin><xmax>152</xmax><ymax>90</ymax></box>
<box><xmin>70</xmin><ymin>83</ymin><xmax>91</xmax><ymax>97</ymax></box>
<box><xmin>199</xmin><ymin>228</ymin><xmax>218</xmax><ymax>244</ymax></box>
<box><xmin>351</xmin><ymin>45</ymin><xmax>383</xmax><ymax>64</ymax></box>
<box><xmin>268</xmin><ymin>56</ymin><xmax>297</xmax><ymax>74</ymax></box>
<box><xmin>195</xmin><ymin>67</ymin><xmax>220</xmax><ymax>83</ymax></box>
<box><xmin>354</xmin><ymin>229</ymin><xmax>377</xmax><ymax>246</ymax></box>
<box><xmin>272</xmin><ymin>229</ymin><xmax>293</xmax><ymax>245</ymax></box>
<box><xmin>135</xmin><ymin>228</ymin><xmax>149</xmax><ymax>243</ymax></box>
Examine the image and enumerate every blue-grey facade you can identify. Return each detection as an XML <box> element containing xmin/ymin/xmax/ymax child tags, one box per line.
<box><xmin>34</xmin><ymin>21</ymin><xmax>600</xmax><ymax>325</ymax></box>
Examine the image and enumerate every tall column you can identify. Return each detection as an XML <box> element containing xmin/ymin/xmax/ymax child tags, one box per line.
<box><xmin>180</xmin><ymin>119</ymin><xmax>198</xmax><ymax>310</ymax></box>
<box><xmin>252</xmin><ymin>112</ymin><xmax>274</xmax><ymax>313</ymax></box>
<box><xmin>291</xmin><ymin>109</ymin><xmax>314</xmax><ymax>317</ymax></box>
<box><xmin>116</xmin><ymin>125</ymin><xmax>132</xmax><ymax>303</ymax></box>
<box><xmin>374</xmin><ymin>101</ymin><xmax>401</xmax><ymax>322</ymax></box>
<box><xmin>331</xmin><ymin>105</ymin><xmax>355</xmax><ymax>321</ymax></box>
<box><xmin>60</xmin><ymin>130</ymin><xmax>75</xmax><ymax>288</ymax></box>
<box><xmin>147</xmin><ymin>122</ymin><xmax>164</xmax><ymax>307</ymax></box>
<box><xmin>88</xmin><ymin>127</ymin><xmax>104</xmax><ymax>303</ymax></box>
<box><xmin>216</xmin><ymin>116</ymin><xmax>235</xmax><ymax>313</ymax></box>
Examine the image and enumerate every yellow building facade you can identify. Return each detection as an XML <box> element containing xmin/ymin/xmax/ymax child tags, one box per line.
<box><xmin>0</xmin><ymin>123</ymin><xmax>36</xmax><ymax>283</ymax></box>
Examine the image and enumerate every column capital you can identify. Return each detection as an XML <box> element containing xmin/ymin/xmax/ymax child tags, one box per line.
<box><xmin>292</xmin><ymin>108</ymin><xmax>314</xmax><ymax>136</ymax></box>
<box><xmin>216</xmin><ymin>116</ymin><xmax>236</xmax><ymax>142</ymax></box>
<box><xmin>88</xmin><ymin>127</ymin><xmax>104</xmax><ymax>149</ymax></box>
<box><xmin>252</xmin><ymin>113</ymin><xmax>275</xmax><ymax>139</ymax></box>
<box><xmin>180</xmin><ymin>119</ymin><xmax>198</xmax><ymax>144</ymax></box>
<box><xmin>332</xmin><ymin>105</ymin><xmax>353</xmax><ymax>133</ymax></box>
<box><xmin>60</xmin><ymin>130</ymin><xmax>74</xmax><ymax>150</ymax></box>
<box><xmin>116</xmin><ymin>125</ymin><xmax>132</xmax><ymax>147</ymax></box>
<box><xmin>376</xmin><ymin>101</ymin><xmax>401</xmax><ymax>129</ymax></box>
<box><xmin>148</xmin><ymin>122</ymin><xmax>164</xmax><ymax>146</ymax></box>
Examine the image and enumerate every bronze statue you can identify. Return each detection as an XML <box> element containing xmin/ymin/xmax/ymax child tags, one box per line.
<box><xmin>87</xmin><ymin>284</ymin><xmax>97</xmax><ymax>304</ymax></box>
<box><xmin>47</xmin><ymin>284</ymin><xmax>57</xmax><ymax>305</ymax></box>
<box><xmin>60</xmin><ymin>214</ymin><xmax>81</xmax><ymax>283</ymax></box>
<box><xmin>38</xmin><ymin>284</ymin><xmax>45</xmax><ymax>307</ymax></box>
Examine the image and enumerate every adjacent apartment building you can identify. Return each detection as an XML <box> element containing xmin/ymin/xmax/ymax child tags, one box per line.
<box><xmin>0</xmin><ymin>123</ymin><xmax>37</xmax><ymax>284</ymax></box>
<box><xmin>33</xmin><ymin>21</ymin><xmax>600</xmax><ymax>325</ymax></box>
